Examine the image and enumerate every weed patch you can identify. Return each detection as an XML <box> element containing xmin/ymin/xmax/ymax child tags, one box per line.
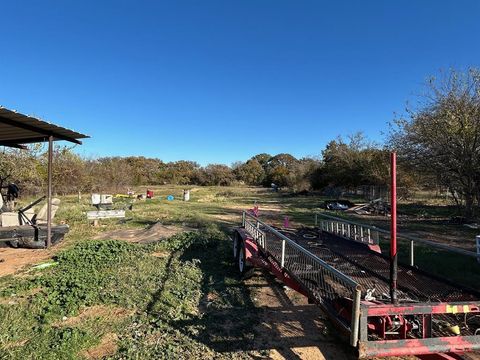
<box><xmin>0</xmin><ymin>226</ymin><xmax>258</xmax><ymax>359</ymax></box>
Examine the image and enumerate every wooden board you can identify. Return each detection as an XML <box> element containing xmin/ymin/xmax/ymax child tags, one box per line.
<box><xmin>87</xmin><ymin>210</ymin><xmax>125</xmax><ymax>220</ymax></box>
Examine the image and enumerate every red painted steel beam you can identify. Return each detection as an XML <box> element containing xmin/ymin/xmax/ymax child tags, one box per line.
<box><xmin>365</xmin><ymin>302</ymin><xmax>480</xmax><ymax>316</ymax></box>
<box><xmin>235</xmin><ymin>229</ymin><xmax>311</xmax><ymax>298</ymax></box>
<box><xmin>358</xmin><ymin>335</ymin><xmax>480</xmax><ymax>357</ymax></box>
<box><xmin>390</xmin><ymin>151</ymin><xmax>398</xmax><ymax>304</ymax></box>
<box><xmin>242</xmin><ymin>237</ymin><xmax>310</xmax><ymax>298</ymax></box>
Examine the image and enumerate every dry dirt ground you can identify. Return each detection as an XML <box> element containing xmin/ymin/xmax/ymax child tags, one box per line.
<box><xmin>81</xmin><ymin>333</ymin><xmax>119</xmax><ymax>360</ymax></box>
<box><xmin>58</xmin><ymin>305</ymin><xmax>134</xmax><ymax>359</ymax></box>
<box><xmin>0</xmin><ymin>246</ymin><xmax>55</xmax><ymax>277</ymax></box>
<box><xmin>246</xmin><ymin>270</ymin><xmax>357</xmax><ymax>360</ymax></box>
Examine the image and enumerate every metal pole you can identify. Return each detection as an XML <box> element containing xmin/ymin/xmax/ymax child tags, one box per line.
<box><xmin>390</xmin><ymin>152</ymin><xmax>398</xmax><ymax>304</ymax></box>
<box><xmin>476</xmin><ymin>235</ymin><xmax>480</xmax><ymax>264</ymax></box>
<box><xmin>46</xmin><ymin>136</ymin><xmax>53</xmax><ymax>248</ymax></box>
<box><xmin>410</xmin><ymin>240</ymin><xmax>415</xmax><ymax>267</ymax></box>
<box><xmin>350</xmin><ymin>287</ymin><xmax>362</xmax><ymax>347</ymax></box>
<box><xmin>281</xmin><ymin>239</ymin><xmax>286</xmax><ymax>268</ymax></box>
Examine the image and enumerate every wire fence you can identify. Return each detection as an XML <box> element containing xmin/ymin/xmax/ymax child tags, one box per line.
<box><xmin>315</xmin><ymin>212</ymin><xmax>480</xmax><ymax>291</ymax></box>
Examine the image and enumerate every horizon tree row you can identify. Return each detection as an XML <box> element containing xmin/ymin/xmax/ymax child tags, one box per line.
<box><xmin>1</xmin><ymin>68</ymin><xmax>479</xmax><ymax>217</ymax></box>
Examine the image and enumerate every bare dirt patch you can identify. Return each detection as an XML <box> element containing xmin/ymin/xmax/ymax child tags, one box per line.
<box><xmin>151</xmin><ymin>250</ymin><xmax>170</xmax><ymax>258</ymax></box>
<box><xmin>59</xmin><ymin>305</ymin><xmax>134</xmax><ymax>327</ymax></box>
<box><xmin>246</xmin><ymin>271</ymin><xmax>356</xmax><ymax>360</ymax></box>
<box><xmin>0</xmin><ymin>247</ymin><xmax>54</xmax><ymax>277</ymax></box>
<box><xmin>81</xmin><ymin>332</ymin><xmax>119</xmax><ymax>360</ymax></box>
<box><xmin>2</xmin><ymin>339</ymin><xmax>28</xmax><ymax>350</ymax></box>
<box><xmin>0</xmin><ymin>287</ymin><xmax>42</xmax><ymax>306</ymax></box>
<box><xmin>209</xmin><ymin>212</ymin><xmax>241</xmax><ymax>224</ymax></box>
<box><xmin>94</xmin><ymin>222</ymin><xmax>190</xmax><ymax>244</ymax></box>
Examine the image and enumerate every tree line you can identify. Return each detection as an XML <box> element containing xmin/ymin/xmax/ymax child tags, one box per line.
<box><xmin>1</xmin><ymin>68</ymin><xmax>480</xmax><ymax>217</ymax></box>
<box><xmin>0</xmin><ymin>136</ymin><xmax>397</xmax><ymax>196</ymax></box>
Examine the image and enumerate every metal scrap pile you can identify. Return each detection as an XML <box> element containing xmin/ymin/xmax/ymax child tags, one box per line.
<box><xmin>348</xmin><ymin>198</ymin><xmax>391</xmax><ymax>216</ymax></box>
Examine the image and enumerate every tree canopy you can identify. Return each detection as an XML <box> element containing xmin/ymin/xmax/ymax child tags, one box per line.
<box><xmin>389</xmin><ymin>68</ymin><xmax>480</xmax><ymax>217</ymax></box>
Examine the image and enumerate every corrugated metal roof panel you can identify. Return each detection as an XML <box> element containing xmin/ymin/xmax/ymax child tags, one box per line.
<box><xmin>0</xmin><ymin>107</ymin><xmax>89</xmax><ymax>147</ymax></box>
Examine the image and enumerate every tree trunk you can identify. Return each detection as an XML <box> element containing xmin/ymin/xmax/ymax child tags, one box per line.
<box><xmin>464</xmin><ymin>192</ymin><xmax>475</xmax><ymax>220</ymax></box>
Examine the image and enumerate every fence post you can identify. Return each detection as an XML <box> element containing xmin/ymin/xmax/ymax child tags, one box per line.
<box><xmin>476</xmin><ymin>235</ymin><xmax>480</xmax><ymax>264</ymax></box>
<box><xmin>315</xmin><ymin>213</ymin><xmax>318</xmax><ymax>226</ymax></box>
<box><xmin>350</xmin><ymin>287</ymin><xmax>362</xmax><ymax>347</ymax></box>
<box><xmin>242</xmin><ymin>211</ymin><xmax>246</xmax><ymax>226</ymax></box>
<box><xmin>410</xmin><ymin>240</ymin><xmax>415</xmax><ymax>267</ymax></box>
<box><xmin>281</xmin><ymin>239</ymin><xmax>286</xmax><ymax>268</ymax></box>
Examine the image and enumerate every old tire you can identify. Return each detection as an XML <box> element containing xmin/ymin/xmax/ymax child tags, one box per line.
<box><xmin>233</xmin><ymin>232</ymin><xmax>240</xmax><ymax>260</ymax></box>
<box><xmin>7</xmin><ymin>240</ymin><xmax>19</xmax><ymax>248</ymax></box>
<box><xmin>238</xmin><ymin>242</ymin><xmax>252</xmax><ymax>275</ymax></box>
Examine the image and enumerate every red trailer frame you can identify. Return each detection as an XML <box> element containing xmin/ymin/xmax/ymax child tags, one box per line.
<box><xmin>233</xmin><ymin>213</ymin><xmax>480</xmax><ymax>359</ymax></box>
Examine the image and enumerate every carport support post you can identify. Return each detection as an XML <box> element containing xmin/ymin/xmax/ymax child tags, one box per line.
<box><xmin>46</xmin><ymin>136</ymin><xmax>53</xmax><ymax>248</ymax></box>
<box><xmin>390</xmin><ymin>152</ymin><xmax>398</xmax><ymax>304</ymax></box>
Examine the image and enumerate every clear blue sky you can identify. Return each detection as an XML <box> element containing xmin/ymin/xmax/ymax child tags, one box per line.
<box><xmin>1</xmin><ymin>1</ymin><xmax>479</xmax><ymax>165</ymax></box>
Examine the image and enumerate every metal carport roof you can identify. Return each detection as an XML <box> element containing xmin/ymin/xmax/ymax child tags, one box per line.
<box><xmin>0</xmin><ymin>106</ymin><xmax>89</xmax><ymax>248</ymax></box>
<box><xmin>0</xmin><ymin>106</ymin><xmax>89</xmax><ymax>148</ymax></box>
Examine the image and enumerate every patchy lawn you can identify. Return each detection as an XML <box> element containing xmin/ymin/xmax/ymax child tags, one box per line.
<box><xmin>0</xmin><ymin>186</ymin><xmax>479</xmax><ymax>359</ymax></box>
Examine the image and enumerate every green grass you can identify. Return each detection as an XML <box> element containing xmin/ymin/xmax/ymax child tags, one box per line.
<box><xmin>0</xmin><ymin>228</ymin><xmax>257</xmax><ymax>359</ymax></box>
<box><xmin>1</xmin><ymin>185</ymin><xmax>479</xmax><ymax>359</ymax></box>
<box><xmin>1</xmin><ymin>186</ymin><xmax>265</xmax><ymax>359</ymax></box>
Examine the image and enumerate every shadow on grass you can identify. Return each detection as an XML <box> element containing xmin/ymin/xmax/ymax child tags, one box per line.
<box><xmin>159</xmin><ymin>237</ymin><xmax>355</xmax><ymax>360</ymax></box>
<box><xmin>398</xmin><ymin>203</ymin><xmax>463</xmax><ymax>218</ymax></box>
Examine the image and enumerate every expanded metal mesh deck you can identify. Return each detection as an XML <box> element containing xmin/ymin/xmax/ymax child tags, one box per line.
<box><xmin>270</xmin><ymin>227</ymin><xmax>478</xmax><ymax>303</ymax></box>
<box><xmin>259</xmin><ymin>225</ymin><xmax>480</xmax><ymax>338</ymax></box>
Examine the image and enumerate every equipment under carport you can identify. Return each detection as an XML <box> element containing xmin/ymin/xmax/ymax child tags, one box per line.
<box><xmin>0</xmin><ymin>106</ymin><xmax>88</xmax><ymax>248</ymax></box>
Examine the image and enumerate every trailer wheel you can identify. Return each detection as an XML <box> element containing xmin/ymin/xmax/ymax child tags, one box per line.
<box><xmin>233</xmin><ymin>232</ymin><xmax>240</xmax><ymax>260</ymax></box>
<box><xmin>238</xmin><ymin>242</ymin><xmax>252</xmax><ymax>274</ymax></box>
<box><xmin>238</xmin><ymin>244</ymin><xmax>246</xmax><ymax>273</ymax></box>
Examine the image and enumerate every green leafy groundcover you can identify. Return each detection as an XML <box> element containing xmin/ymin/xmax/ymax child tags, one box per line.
<box><xmin>0</xmin><ymin>227</ymin><xmax>255</xmax><ymax>359</ymax></box>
